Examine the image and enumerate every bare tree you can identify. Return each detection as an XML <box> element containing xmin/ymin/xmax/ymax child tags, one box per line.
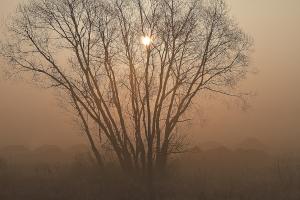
<box><xmin>0</xmin><ymin>0</ymin><xmax>251</xmax><ymax>178</ymax></box>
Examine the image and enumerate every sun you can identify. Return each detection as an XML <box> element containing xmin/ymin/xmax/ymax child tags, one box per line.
<box><xmin>141</xmin><ymin>36</ymin><xmax>152</xmax><ymax>46</ymax></box>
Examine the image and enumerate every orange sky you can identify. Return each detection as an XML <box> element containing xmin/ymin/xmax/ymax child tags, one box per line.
<box><xmin>0</xmin><ymin>0</ymin><xmax>300</xmax><ymax>149</ymax></box>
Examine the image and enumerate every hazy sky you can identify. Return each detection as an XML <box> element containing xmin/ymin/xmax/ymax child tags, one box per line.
<box><xmin>0</xmin><ymin>0</ymin><xmax>300</xmax><ymax>149</ymax></box>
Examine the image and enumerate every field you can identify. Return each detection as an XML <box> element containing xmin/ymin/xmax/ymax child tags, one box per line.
<box><xmin>1</xmin><ymin>144</ymin><xmax>300</xmax><ymax>200</ymax></box>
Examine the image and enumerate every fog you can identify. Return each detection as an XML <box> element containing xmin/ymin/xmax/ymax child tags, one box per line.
<box><xmin>1</xmin><ymin>0</ymin><xmax>299</xmax><ymax>151</ymax></box>
<box><xmin>0</xmin><ymin>0</ymin><xmax>300</xmax><ymax>199</ymax></box>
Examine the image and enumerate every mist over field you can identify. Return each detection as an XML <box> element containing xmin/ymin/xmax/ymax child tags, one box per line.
<box><xmin>1</xmin><ymin>140</ymin><xmax>300</xmax><ymax>200</ymax></box>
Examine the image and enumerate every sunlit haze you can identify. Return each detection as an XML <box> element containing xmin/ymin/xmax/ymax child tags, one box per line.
<box><xmin>0</xmin><ymin>0</ymin><xmax>300</xmax><ymax>150</ymax></box>
<box><xmin>1</xmin><ymin>0</ymin><xmax>300</xmax><ymax>199</ymax></box>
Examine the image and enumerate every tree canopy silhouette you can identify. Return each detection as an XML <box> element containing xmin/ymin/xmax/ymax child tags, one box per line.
<box><xmin>0</xmin><ymin>0</ymin><xmax>251</xmax><ymax>177</ymax></box>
